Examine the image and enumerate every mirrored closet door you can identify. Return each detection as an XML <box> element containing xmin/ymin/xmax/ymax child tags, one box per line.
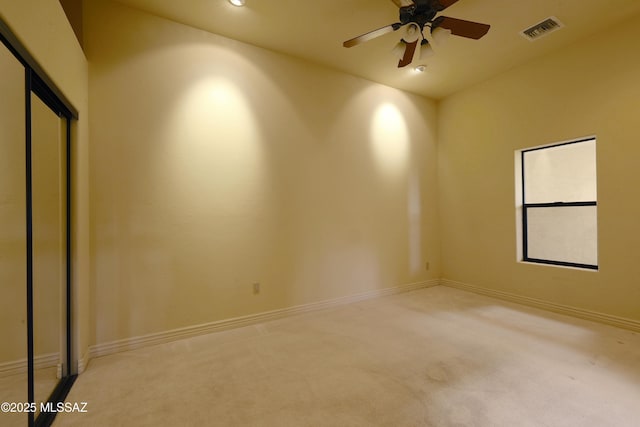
<box><xmin>0</xmin><ymin>30</ymin><xmax>28</xmax><ymax>427</ymax></box>
<box><xmin>1</xmin><ymin>21</ymin><xmax>77</xmax><ymax>427</ymax></box>
<box><xmin>30</xmin><ymin>89</ymin><xmax>70</xmax><ymax>424</ymax></box>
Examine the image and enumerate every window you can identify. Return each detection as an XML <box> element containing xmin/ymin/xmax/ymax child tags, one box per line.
<box><xmin>518</xmin><ymin>137</ymin><xmax>598</xmax><ymax>270</ymax></box>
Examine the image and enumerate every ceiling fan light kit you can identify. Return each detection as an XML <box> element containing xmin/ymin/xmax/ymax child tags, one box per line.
<box><xmin>228</xmin><ymin>0</ymin><xmax>245</xmax><ymax>7</ymax></box>
<box><xmin>432</xmin><ymin>26</ymin><xmax>452</xmax><ymax>46</ymax></box>
<box><xmin>392</xmin><ymin>40</ymin><xmax>408</xmax><ymax>59</ymax></box>
<box><xmin>418</xmin><ymin>39</ymin><xmax>434</xmax><ymax>60</ymax></box>
<box><xmin>404</xmin><ymin>23</ymin><xmax>421</xmax><ymax>42</ymax></box>
<box><xmin>343</xmin><ymin>0</ymin><xmax>490</xmax><ymax>69</ymax></box>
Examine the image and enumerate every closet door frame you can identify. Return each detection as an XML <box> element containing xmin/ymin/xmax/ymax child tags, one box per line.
<box><xmin>1</xmin><ymin>19</ymin><xmax>78</xmax><ymax>427</ymax></box>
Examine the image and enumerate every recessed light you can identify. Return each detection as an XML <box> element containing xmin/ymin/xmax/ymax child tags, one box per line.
<box><xmin>229</xmin><ymin>0</ymin><xmax>245</xmax><ymax>6</ymax></box>
<box><xmin>414</xmin><ymin>65</ymin><xmax>426</xmax><ymax>73</ymax></box>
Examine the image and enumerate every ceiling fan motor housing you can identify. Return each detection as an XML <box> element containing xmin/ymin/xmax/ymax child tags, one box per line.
<box><xmin>399</xmin><ymin>0</ymin><xmax>445</xmax><ymax>28</ymax></box>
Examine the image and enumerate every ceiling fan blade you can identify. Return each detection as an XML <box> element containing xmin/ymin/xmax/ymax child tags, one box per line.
<box><xmin>391</xmin><ymin>0</ymin><xmax>415</xmax><ymax>7</ymax></box>
<box><xmin>434</xmin><ymin>16</ymin><xmax>490</xmax><ymax>39</ymax></box>
<box><xmin>435</xmin><ymin>0</ymin><xmax>460</xmax><ymax>10</ymax></box>
<box><xmin>343</xmin><ymin>23</ymin><xmax>401</xmax><ymax>48</ymax></box>
<box><xmin>398</xmin><ymin>40</ymin><xmax>418</xmax><ymax>68</ymax></box>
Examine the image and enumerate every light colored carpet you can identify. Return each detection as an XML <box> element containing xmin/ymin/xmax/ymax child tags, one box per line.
<box><xmin>54</xmin><ymin>286</ymin><xmax>640</xmax><ymax>426</ymax></box>
<box><xmin>0</xmin><ymin>367</ymin><xmax>61</xmax><ymax>427</ymax></box>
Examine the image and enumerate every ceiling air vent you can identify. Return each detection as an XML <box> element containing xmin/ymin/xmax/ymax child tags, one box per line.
<box><xmin>520</xmin><ymin>16</ymin><xmax>564</xmax><ymax>41</ymax></box>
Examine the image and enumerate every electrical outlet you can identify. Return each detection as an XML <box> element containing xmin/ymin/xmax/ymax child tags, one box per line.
<box><xmin>252</xmin><ymin>282</ymin><xmax>260</xmax><ymax>294</ymax></box>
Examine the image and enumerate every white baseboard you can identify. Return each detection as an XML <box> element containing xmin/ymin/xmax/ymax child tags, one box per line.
<box><xmin>89</xmin><ymin>279</ymin><xmax>439</xmax><ymax>360</ymax></box>
<box><xmin>0</xmin><ymin>352</ymin><xmax>60</xmax><ymax>378</ymax></box>
<box><xmin>440</xmin><ymin>279</ymin><xmax>640</xmax><ymax>333</ymax></box>
<box><xmin>77</xmin><ymin>350</ymin><xmax>90</xmax><ymax>374</ymax></box>
<box><xmin>78</xmin><ymin>278</ymin><xmax>640</xmax><ymax>372</ymax></box>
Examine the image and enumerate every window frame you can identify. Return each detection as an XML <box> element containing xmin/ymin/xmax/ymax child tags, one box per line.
<box><xmin>520</xmin><ymin>137</ymin><xmax>598</xmax><ymax>270</ymax></box>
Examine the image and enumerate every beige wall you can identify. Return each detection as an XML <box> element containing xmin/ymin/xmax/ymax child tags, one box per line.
<box><xmin>438</xmin><ymin>12</ymin><xmax>640</xmax><ymax>321</ymax></box>
<box><xmin>84</xmin><ymin>0</ymin><xmax>440</xmax><ymax>346</ymax></box>
<box><xmin>0</xmin><ymin>0</ymin><xmax>90</xmax><ymax>368</ymax></box>
<box><xmin>59</xmin><ymin>0</ymin><xmax>83</xmax><ymax>47</ymax></box>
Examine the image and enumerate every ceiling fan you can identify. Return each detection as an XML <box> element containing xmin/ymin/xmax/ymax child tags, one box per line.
<box><xmin>343</xmin><ymin>0</ymin><xmax>490</xmax><ymax>68</ymax></box>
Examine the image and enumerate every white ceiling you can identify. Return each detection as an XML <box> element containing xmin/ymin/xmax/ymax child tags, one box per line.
<box><xmin>112</xmin><ymin>0</ymin><xmax>640</xmax><ymax>99</ymax></box>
